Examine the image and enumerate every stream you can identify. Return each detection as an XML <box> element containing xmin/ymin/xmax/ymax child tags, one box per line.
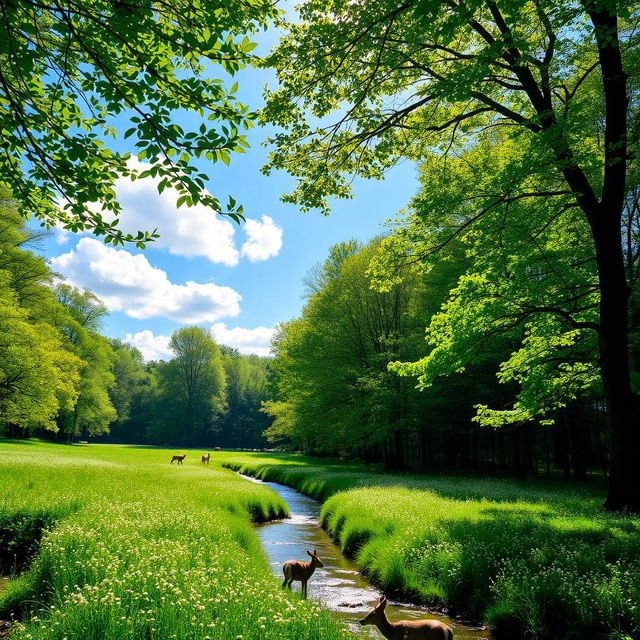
<box><xmin>240</xmin><ymin>474</ymin><xmax>489</xmax><ymax>639</ymax></box>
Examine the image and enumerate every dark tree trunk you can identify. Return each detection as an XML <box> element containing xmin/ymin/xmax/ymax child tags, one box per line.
<box><xmin>585</xmin><ymin>5</ymin><xmax>638</xmax><ymax>510</ymax></box>
<box><xmin>594</xmin><ymin>218</ymin><xmax>640</xmax><ymax>509</ymax></box>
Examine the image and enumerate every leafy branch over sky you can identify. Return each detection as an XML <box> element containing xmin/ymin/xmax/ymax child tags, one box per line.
<box><xmin>0</xmin><ymin>0</ymin><xmax>278</xmax><ymax>246</ymax></box>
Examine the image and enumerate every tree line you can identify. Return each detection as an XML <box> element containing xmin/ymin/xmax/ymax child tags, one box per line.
<box><xmin>2</xmin><ymin>0</ymin><xmax>639</xmax><ymax>512</ymax></box>
<box><xmin>265</xmin><ymin>223</ymin><xmax>638</xmax><ymax>481</ymax></box>
<box><xmin>0</xmin><ymin>190</ymin><xmax>270</xmax><ymax>448</ymax></box>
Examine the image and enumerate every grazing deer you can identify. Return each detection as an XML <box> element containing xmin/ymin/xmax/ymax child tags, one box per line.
<box><xmin>282</xmin><ymin>549</ymin><xmax>324</xmax><ymax>598</ymax></box>
<box><xmin>360</xmin><ymin>596</ymin><xmax>453</xmax><ymax>640</ymax></box>
<box><xmin>170</xmin><ymin>454</ymin><xmax>186</xmax><ymax>465</ymax></box>
<box><xmin>212</xmin><ymin>446</ymin><xmax>221</xmax><ymax>451</ymax></box>
<box><xmin>201</xmin><ymin>453</ymin><xmax>210</xmax><ymax>464</ymax></box>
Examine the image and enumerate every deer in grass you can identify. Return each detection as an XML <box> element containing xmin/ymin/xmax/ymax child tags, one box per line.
<box><xmin>359</xmin><ymin>596</ymin><xmax>454</xmax><ymax>640</ymax></box>
<box><xmin>201</xmin><ymin>453</ymin><xmax>210</xmax><ymax>464</ymax></box>
<box><xmin>170</xmin><ymin>454</ymin><xmax>186</xmax><ymax>465</ymax></box>
<box><xmin>282</xmin><ymin>549</ymin><xmax>324</xmax><ymax>598</ymax></box>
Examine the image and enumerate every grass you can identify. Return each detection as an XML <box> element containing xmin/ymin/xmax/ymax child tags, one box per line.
<box><xmin>0</xmin><ymin>442</ymin><xmax>348</xmax><ymax>640</ymax></box>
<box><xmin>222</xmin><ymin>452</ymin><xmax>640</xmax><ymax>640</ymax></box>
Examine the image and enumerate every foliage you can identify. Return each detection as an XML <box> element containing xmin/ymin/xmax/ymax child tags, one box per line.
<box><xmin>371</xmin><ymin>133</ymin><xmax>604</xmax><ymax>427</ymax></box>
<box><xmin>53</xmin><ymin>285</ymin><xmax>117</xmax><ymax>436</ymax></box>
<box><xmin>0</xmin><ymin>279</ymin><xmax>81</xmax><ymax>431</ymax></box>
<box><xmin>0</xmin><ymin>0</ymin><xmax>280</xmax><ymax>244</ymax></box>
<box><xmin>262</xmin><ymin>0</ymin><xmax>640</xmax><ymax>510</ymax></box>
<box><xmin>0</xmin><ymin>441</ymin><xmax>347</xmax><ymax>640</ymax></box>
<box><xmin>150</xmin><ymin>327</ymin><xmax>226</xmax><ymax>445</ymax></box>
<box><xmin>0</xmin><ymin>188</ymin><xmax>82</xmax><ymax>433</ymax></box>
<box><xmin>108</xmin><ymin>340</ymin><xmax>150</xmax><ymax>425</ymax></box>
<box><xmin>263</xmin><ymin>0</ymin><xmax>638</xmax><ymax>213</ymax></box>
<box><xmin>218</xmin><ymin>348</ymin><xmax>271</xmax><ymax>448</ymax></box>
<box><xmin>263</xmin><ymin>237</ymin><xmax>496</xmax><ymax>467</ymax></box>
<box><xmin>224</xmin><ymin>452</ymin><xmax>640</xmax><ymax>640</ymax></box>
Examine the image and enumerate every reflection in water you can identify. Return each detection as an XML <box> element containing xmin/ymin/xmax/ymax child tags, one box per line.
<box><xmin>241</xmin><ymin>475</ymin><xmax>489</xmax><ymax>639</ymax></box>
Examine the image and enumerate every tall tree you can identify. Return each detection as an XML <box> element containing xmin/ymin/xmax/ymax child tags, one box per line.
<box><xmin>264</xmin><ymin>238</ymin><xmax>462</xmax><ymax>467</ymax></box>
<box><xmin>0</xmin><ymin>187</ymin><xmax>81</xmax><ymax>434</ymax></box>
<box><xmin>263</xmin><ymin>0</ymin><xmax>640</xmax><ymax>510</ymax></box>
<box><xmin>151</xmin><ymin>327</ymin><xmax>226</xmax><ymax>445</ymax></box>
<box><xmin>108</xmin><ymin>339</ymin><xmax>150</xmax><ymax>426</ymax></box>
<box><xmin>53</xmin><ymin>285</ymin><xmax>116</xmax><ymax>437</ymax></box>
<box><xmin>0</xmin><ymin>0</ymin><xmax>278</xmax><ymax>243</ymax></box>
<box><xmin>219</xmin><ymin>347</ymin><xmax>270</xmax><ymax>449</ymax></box>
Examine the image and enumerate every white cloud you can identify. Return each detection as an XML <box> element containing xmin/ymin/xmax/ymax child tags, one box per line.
<box><xmin>54</xmin><ymin>225</ymin><xmax>72</xmax><ymax>245</ymax></box>
<box><xmin>240</xmin><ymin>215</ymin><xmax>283</xmax><ymax>262</ymax></box>
<box><xmin>52</xmin><ymin>238</ymin><xmax>241</xmax><ymax>323</ymax></box>
<box><xmin>100</xmin><ymin>159</ymin><xmax>240</xmax><ymax>266</ymax></box>
<box><xmin>63</xmin><ymin>158</ymin><xmax>283</xmax><ymax>265</ymax></box>
<box><xmin>125</xmin><ymin>330</ymin><xmax>173</xmax><ymax>361</ymax></box>
<box><xmin>211</xmin><ymin>322</ymin><xmax>275</xmax><ymax>357</ymax></box>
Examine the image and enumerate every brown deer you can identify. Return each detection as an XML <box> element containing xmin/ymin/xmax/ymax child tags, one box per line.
<box><xmin>201</xmin><ymin>453</ymin><xmax>210</xmax><ymax>464</ymax></box>
<box><xmin>359</xmin><ymin>596</ymin><xmax>453</xmax><ymax>640</ymax></box>
<box><xmin>170</xmin><ymin>454</ymin><xmax>186</xmax><ymax>465</ymax></box>
<box><xmin>282</xmin><ymin>549</ymin><xmax>324</xmax><ymax>597</ymax></box>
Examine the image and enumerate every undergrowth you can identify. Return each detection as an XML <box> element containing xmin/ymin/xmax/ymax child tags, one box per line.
<box><xmin>223</xmin><ymin>452</ymin><xmax>640</xmax><ymax>640</ymax></box>
<box><xmin>0</xmin><ymin>442</ymin><xmax>348</xmax><ymax>640</ymax></box>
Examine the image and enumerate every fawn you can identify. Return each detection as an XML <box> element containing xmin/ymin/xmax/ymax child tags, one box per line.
<box><xmin>282</xmin><ymin>549</ymin><xmax>324</xmax><ymax>597</ymax></box>
<box><xmin>201</xmin><ymin>453</ymin><xmax>210</xmax><ymax>464</ymax></box>
<box><xmin>170</xmin><ymin>454</ymin><xmax>186</xmax><ymax>465</ymax></box>
<box><xmin>359</xmin><ymin>596</ymin><xmax>454</xmax><ymax>640</ymax></box>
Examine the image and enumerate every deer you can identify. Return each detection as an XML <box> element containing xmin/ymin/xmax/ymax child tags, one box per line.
<box><xmin>170</xmin><ymin>454</ymin><xmax>186</xmax><ymax>465</ymax></box>
<box><xmin>201</xmin><ymin>453</ymin><xmax>210</xmax><ymax>464</ymax></box>
<box><xmin>282</xmin><ymin>549</ymin><xmax>324</xmax><ymax>598</ymax></box>
<box><xmin>359</xmin><ymin>596</ymin><xmax>454</xmax><ymax>640</ymax></box>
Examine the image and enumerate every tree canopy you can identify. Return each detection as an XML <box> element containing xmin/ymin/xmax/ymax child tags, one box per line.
<box><xmin>0</xmin><ymin>0</ymin><xmax>278</xmax><ymax>244</ymax></box>
<box><xmin>263</xmin><ymin>0</ymin><xmax>640</xmax><ymax>509</ymax></box>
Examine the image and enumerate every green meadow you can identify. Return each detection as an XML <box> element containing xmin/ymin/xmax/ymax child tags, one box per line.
<box><xmin>0</xmin><ymin>442</ymin><xmax>347</xmax><ymax>640</ymax></box>
<box><xmin>223</xmin><ymin>453</ymin><xmax>640</xmax><ymax>640</ymax></box>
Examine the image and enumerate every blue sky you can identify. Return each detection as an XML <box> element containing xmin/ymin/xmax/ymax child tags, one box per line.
<box><xmin>39</xmin><ymin>9</ymin><xmax>418</xmax><ymax>360</ymax></box>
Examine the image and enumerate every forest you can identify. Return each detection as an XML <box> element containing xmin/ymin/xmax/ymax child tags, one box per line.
<box><xmin>0</xmin><ymin>190</ymin><xmax>270</xmax><ymax>448</ymax></box>
<box><xmin>0</xmin><ymin>0</ymin><xmax>639</xmax><ymax>507</ymax></box>
<box><xmin>1</xmin><ymin>1</ymin><xmax>640</xmax><ymax>638</ymax></box>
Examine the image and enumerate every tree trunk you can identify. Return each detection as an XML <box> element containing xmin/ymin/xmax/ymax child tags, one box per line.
<box><xmin>593</xmin><ymin>218</ymin><xmax>640</xmax><ymax>510</ymax></box>
<box><xmin>586</xmin><ymin>5</ymin><xmax>638</xmax><ymax>510</ymax></box>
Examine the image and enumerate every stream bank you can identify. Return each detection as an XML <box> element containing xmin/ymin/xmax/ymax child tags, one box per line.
<box><xmin>241</xmin><ymin>474</ymin><xmax>488</xmax><ymax>639</ymax></box>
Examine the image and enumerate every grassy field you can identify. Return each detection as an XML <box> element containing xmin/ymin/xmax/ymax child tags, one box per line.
<box><xmin>0</xmin><ymin>442</ymin><xmax>348</xmax><ymax>640</ymax></box>
<box><xmin>223</xmin><ymin>453</ymin><xmax>640</xmax><ymax>640</ymax></box>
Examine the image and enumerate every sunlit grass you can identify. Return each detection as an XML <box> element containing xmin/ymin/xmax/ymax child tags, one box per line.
<box><xmin>223</xmin><ymin>452</ymin><xmax>640</xmax><ymax>640</ymax></box>
<box><xmin>0</xmin><ymin>442</ymin><xmax>348</xmax><ymax>640</ymax></box>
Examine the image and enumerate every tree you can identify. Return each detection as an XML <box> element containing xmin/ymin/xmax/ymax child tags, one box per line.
<box><xmin>0</xmin><ymin>0</ymin><xmax>278</xmax><ymax>244</ymax></box>
<box><xmin>151</xmin><ymin>327</ymin><xmax>226</xmax><ymax>445</ymax></box>
<box><xmin>263</xmin><ymin>0</ymin><xmax>640</xmax><ymax>510</ymax></box>
<box><xmin>219</xmin><ymin>348</ymin><xmax>270</xmax><ymax>449</ymax></box>
<box><xmin>0</xmin><ymin>277</ymin><xmax>81</xmax><ymax>433</ymax></box>
<box><xmin>264</xmin><ymin>238</ymin><xmax>460</xmax><ymax>467</ymax></box>
<box><xmin>0</xmin><ymin>187</ymin><xmax>81</xmax><ymax>433</ymax></box>
<box><xmin>53</xmin><ymin>284</ymin><xmax>117</xmax><ymax>437</ymax></box>
<box><xmin>108</xmin><ymin>340</ymin><xmax>150</xmax><ymax>425</ymax></box>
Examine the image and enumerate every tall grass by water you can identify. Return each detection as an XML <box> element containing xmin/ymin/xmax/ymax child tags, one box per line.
<box><xmin>0</xmin><ymin>442</ymin><xmax>348</xmax><ymax>640</ymax></box>
<box><xmin>223</xmin><ymin>452</ymin><xmax>640</xmax><ymax>640</ymax></box>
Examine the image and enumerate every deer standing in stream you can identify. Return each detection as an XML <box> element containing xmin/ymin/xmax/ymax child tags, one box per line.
<box><xmin>282</xmin><ymin>549</ymin><xmax>324</xmax><ymax>598</ymax></box>
<box><xmin>359</xmin><ymin>596</ymin><xmax>454</xmax><ymax>640</ymax></box>
<box><xmin>170</xmin><ymin>454</ymin><xmax>186</xmax><ymax>465</ymax></box>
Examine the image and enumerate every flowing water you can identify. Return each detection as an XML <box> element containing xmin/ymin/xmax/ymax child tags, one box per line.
<box><xmin>241</xmin><ymin>475</ymin><xmax>489</xmax><ymax>639</ymax></box>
